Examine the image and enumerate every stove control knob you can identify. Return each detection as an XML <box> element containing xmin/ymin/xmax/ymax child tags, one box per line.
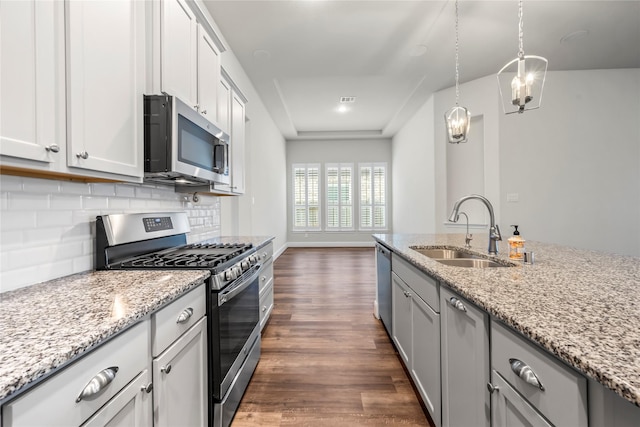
<box><xmin>225</xmin><ymin>270</ymin><xmax>235</xmax><ymax>281</ymax></box>
<box><xmin>234</xmin><ymin>266</ymin><xmax>242</xmax><ymax>277</ymax></box>
<box><xmin>241</xmin><ymin>260</ymin><xmax>250</xmax><ymax>271</ymax></box>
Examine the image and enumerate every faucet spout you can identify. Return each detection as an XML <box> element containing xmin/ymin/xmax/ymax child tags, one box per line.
<box><xmin>448</xmin><ymin>194</ymin><xmax>502</xmax><ymax>255</ymax></box>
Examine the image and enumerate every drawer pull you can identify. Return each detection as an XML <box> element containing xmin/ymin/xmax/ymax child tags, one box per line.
<box><xmin>76</xmin><ymin>151</ymin><xmax>89</xmax><ymax>159</ymax></box>
<box><xmin>161</xmin><ymin>364</ymin><xmax>172</xmax><ymax>374</ymax></box>
<box><xmin>141</xmin><ymin>383</ymin><xmax>153</xmax><ymax>394</ymax></box>
<box><xmin>403</xmin><ymin>290</ymin><xmax>411</xmax><ymax>298</ymax></box>
<box><xmin>176</xmin><ymin>307</ymin><xmax>194</xmax><ymax>324</ymax></box>
<box><xmin>449</xmin><ymin>297</ymin><xmax>467</xmax><ymax>312</ymax></box>
<box><xmin>262</xmin><ymin>305</ymin><xmax>267</xmax><ymax>312</ymax></box>
<box><xmin>45</xmin><ymin>144</ymin><xmax>60</xmax><ymax>153</ymax></box>
<box><xmin>509</xmin><ymin>358</ymin><xmax>545</xmax><ymax>391</ymax></box>
<box><xmin>487</xmin><ymin>382</ymin><xmax>500</xmax><ymax>393</ymax></box>
<box><xmin>76</xmin><ymin>366</ymin><xmax>119</xmax><ymax>402</ymax></box>
<box><xmin>261</xmin><ymin>275</ymin><xmax>267</xmax><ymax>282</ymax></box>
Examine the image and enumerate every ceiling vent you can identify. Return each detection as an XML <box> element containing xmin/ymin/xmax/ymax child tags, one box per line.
<box><xmin>339</xmin><ymin>96</ymin><xmax>356</xmax><ymax>103</ymax></box>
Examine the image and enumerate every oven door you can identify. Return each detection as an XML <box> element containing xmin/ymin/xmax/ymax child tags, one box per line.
<box><xmin>209</xmin><ymin>265</ymin><xmax>260</xmax><ymax>400</ymax></box>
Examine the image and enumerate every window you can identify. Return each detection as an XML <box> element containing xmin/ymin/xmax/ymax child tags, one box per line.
<box><xmin>359</xmin><ymin>163</ymin><xmax>387</xmax><ymax>230</ymax></box>
<box><xmin>326</xmin><ymin>164</ymin><xmax>353</xmax><ymax>230</ymax></box>
<box><xmin>292</xmin><ymin>164</ymin><xmax>321</xmax><ymax>231</ymax></box>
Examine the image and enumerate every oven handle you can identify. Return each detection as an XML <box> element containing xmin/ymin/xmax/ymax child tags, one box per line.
<box><xmin>218</xmin><ymin>264</ymin><xmax>261</xmax><ymax>306</ymax></box>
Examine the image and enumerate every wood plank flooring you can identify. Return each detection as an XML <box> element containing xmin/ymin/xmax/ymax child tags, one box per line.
<box><xmin>232</xmin><ymin>247</ymin><xmax>434</xmax><ymax>426</ymax></box>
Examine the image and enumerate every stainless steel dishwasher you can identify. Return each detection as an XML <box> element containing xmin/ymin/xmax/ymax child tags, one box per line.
<box><xmin>376</xmin><ymin>243</ymin><xmax>392</xmax><ymax>336</ymax></box>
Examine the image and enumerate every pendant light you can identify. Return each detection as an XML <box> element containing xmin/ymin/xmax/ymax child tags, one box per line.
<box><xmin>444</xmin><ymin>0</ymin><xmax>470</xmax><ymax>144</ymax></box>
<box><xmin>497</xmin><ymin>0</ymin><xmax>548</xmax><ymax>114</ymax></box>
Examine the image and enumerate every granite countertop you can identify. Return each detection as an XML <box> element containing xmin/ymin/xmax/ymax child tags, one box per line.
<box><xmin>373</xmin><ymin>233</ymin><xmax>640</xmax><ymax>407</ymax></box>
<box><xmin>0</xmin><ymin>269</ymin><xmax>210</xmax><ymax>404</ymax></box>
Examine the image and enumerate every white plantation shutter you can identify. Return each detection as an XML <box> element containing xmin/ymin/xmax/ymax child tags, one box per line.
<box><xmin>293</xmin><ymin>164</ymin><xmax>321</xmax><ymax>231</ymax></box>
<box><xmin>359</xmin><ymin>163</ymin><xmax>387</xmax><ymax>230</ymax></box>
<box><xmin>326</xmin><ymin>163</ymin><xmax>353</xmax><ymax>230</ymax></box>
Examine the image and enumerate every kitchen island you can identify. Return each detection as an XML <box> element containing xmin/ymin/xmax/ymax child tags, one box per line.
<box><xmin>374</xmin><ymin>233</ymin><xmax>640</xmax><ymax>409</ymax></box>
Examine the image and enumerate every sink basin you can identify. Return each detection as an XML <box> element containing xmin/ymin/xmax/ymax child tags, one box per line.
<box><xmin>411</xmin><ymin>248</ymin><xmax>479</xmax><ymax>259</ymax></box>
<box><xmin>410</xmin><ymin>246</ymin><xmax>515</xmax><ymax>268</ymax></box>
<box><xmin>436</xmin><ymin>258</ymin><xmax>508</xmax><ymax>268</ymax></box>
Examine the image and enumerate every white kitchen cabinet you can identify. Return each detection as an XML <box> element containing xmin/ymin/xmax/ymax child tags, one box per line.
<box><xmin>151</xmin><ymin>284</ymin><xmax>208</xmax><ymax>427</ymax></box>
<box><xmin>160</xmin><ymin>0</ymin><xmax>220</xmax><ymax>120</ymax></box>
<box><xmin>2</xmin><ymin>321</ymin><xmax>150</xmax><ymax>427</ymax></box>
<box><xmin>440</xmin><ymin>286</ymin><xmax>490</xmax><ymax>427</ymax></box>
<box><xmin>153</xmin><ymin>317</ymin><xmax>207</xmax><ymax>427</ymax></box>
<box><xmin>82</xmin><ymin>369</ymin><xmax>152</xmax><ymax>427</ymax></box>
<box><xmin>489</xmin><ymin>320</ymin><xmax>588</xmax><ymax>427</ymax></box>
<box><xmin>216</xmin><ymin>76</ymin><xmax>232</xmax><ymax>133</ymax></box>
<box><xmin>391</xmin><ymin>254</ymin><xmax>441</xmax><ymax>426</ymax></box>
<box><xmin>65</xmin><ymin>0</ymin><xmax>145</xmax><ymax>179</ymax></box>
<box><xmin>0</xmin><ymin>0</ymin><xmax>65</xmax><ymax>168</ymax></box>
<box><xmin>258</xmin><ymin>242</ymin><xmax>274</xmax><ymax>330</ymax></box>
<box><xmin>160</xmin><ymin>0</ymin><xmax>197</xmax><ymax>108</ymax></box>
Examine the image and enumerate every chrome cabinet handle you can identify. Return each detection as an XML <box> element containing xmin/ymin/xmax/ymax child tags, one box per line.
<box><xmin>76</xmin><ymin>151</ymin><xmax>89</xmax><ymax>159</ymax></box>
<box><xmin>176</xmin><ymin>307</ymin><xmax>194</xmax><ymax>324</ymax></box>
<box><xmin>509</xmin><ymin>358</ymin><xmax>545</xmax><ymax>390</ymax></box>
<box><xmin>193</xmin><ymin>104</ymin><xmax>199</xmax><ymax>111</ymax></box>
<box><xmin>487</xmin><ymin>382</ymin><xmax>500</xmax><ymax>393</ymax></box>
<box><xmin>403</xmin><ymin>290</ymin><xmax>411</xmax><ymax>298</ymax></box>
<box><xmin>161</xmin><ymin>364</ymin><xmax>172</xmax><ymax>374</ymax></box>
<box><xmin>261</xmin><ymin>275</ymin><xmax>267</xmax><ymax>282</ymax></box>
<box><xmin>262</xmin><ymin>305</ymin><xmax>267</xmax><ymax>312</ymax></box>
<box><xmin>140</xmin><ymin>383</ymin><xmax>153</xmax><ymax>394</ymax></box>
<box><xmin>201</xmin><ymin>109</ymin><xmax>207</xmax><ymax>114</ymax></box>
<box><xmin>449</xmin><ymin>297</ymin><xmax>467</xmax><ymax>312</ymax></box>
<box><xmin>45</xmin><ymin>144</ymin><xmax>60</xmax><ymax>153</ymax></box>
<box><xmin>76</xmin><ymin>366</ymin><xmax>119</xmax><ymax>402</ymax></box>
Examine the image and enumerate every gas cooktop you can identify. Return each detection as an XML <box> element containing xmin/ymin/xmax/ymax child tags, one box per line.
<box><xmin>117</xmin><ymin>243</ymin><xmax>254</xmax><ymax>269</ymax></box>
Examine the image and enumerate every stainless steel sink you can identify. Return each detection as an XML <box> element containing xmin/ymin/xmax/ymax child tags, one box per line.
<box><xmin>410</xmin><ymin>246</ymin><xmax>515</xmax><ymax>268</ymax></box>
<box><xmin>436</xmin><ymin>258</ymin><xmax>507</xmax><ymax>268</ymax></box>
<box><xmin>411</xmin><ymin>248</ymin><xmax>479</xmax><ymax>259</ymax></box>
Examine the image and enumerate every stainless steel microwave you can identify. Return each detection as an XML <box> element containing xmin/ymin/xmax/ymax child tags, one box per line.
<box><xmin>144</xmin><ymin>94</ymin><xmax>230</xmax><ymax>186</ymax></box>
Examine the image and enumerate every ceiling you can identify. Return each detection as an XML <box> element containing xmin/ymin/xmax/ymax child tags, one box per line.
<box><xmin>202</xmin><ymin>1</ymin><xmax>640</xmax><ymax>140</ymax></box>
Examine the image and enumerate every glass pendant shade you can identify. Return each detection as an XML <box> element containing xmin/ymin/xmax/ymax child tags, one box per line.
<box><xmin>497</xmin><ymin>54</ymin><xmax>548</xmax><ymax>114</ymax></box>
<box><xmin>445</xmin><ymin>106</ymin><xmax>471</xmax><ymax>144</ymax></box>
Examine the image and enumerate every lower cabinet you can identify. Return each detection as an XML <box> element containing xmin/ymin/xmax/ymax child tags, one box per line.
<box><xmin>440</xmin><ymin>287</ymin><xmax>490</xmax><ymax>427</ymax></box>
<box><xmin>152</xmin><ymin>317</ymin><xmax>207</xmax><ymax>427</ymax></box>
<box><xmin>258</xmin><ymin>242</ymin><xmax>274</xmax><ymax>330</ymax></box>
<box><xmin>391</xmin><ymin>259</ymin><xmax>441</xmax><ymax>426</ymax></box>
<box><xmin>2</xmin><ymin>321</ymin><xmax>151</xmax><ymax>427</ymax></box>
<box><xmin>490</xmin><ymin>372</ymin><xmax>552</xmax><ymax>427</ymax></box>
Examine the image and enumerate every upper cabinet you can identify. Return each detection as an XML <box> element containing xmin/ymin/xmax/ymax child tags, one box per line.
<box><xmin>0</xmin><ymin>1</ymin><xmax>65</xmax><ymax>167</ymax></box>
<box><xmin>66</xmin><ymin>0</ymin><xmax>145</xmax><ymax>178</ymax></box>
<box><xmin>0</xmin><ymin>0</ymin><xmax>145</xmax><ymax>181</ymax></box>
<box><xmin>160</xmin><ymin>0</ymin><xmax>220</xmax><ymax>119</ymax></box>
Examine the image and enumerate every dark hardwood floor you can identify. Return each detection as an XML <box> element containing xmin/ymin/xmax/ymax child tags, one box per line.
<box><xmin>232</xmin><ymin>247</ymin><xmax>433</xmax><ymax>426</ymax></box>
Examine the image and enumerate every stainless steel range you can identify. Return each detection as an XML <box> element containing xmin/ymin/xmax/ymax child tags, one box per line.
<box><xmin>95</xmin><ymin>212</ymin><xmax>261</xmax><ymax>427</ymax></box>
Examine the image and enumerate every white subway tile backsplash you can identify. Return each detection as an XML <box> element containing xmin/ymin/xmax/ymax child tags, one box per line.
<box><xmin>91</xmin><ymin>183</ymin><xmax>116</xmax><ymax>197</ymax></box>
<box><xmin>1</xmin><ymin>175</ymin><xmax>222</xmax><ymax>292</ymax></box>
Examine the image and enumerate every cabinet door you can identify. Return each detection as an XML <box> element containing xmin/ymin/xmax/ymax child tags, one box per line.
<box><xmin>66</xmin><ymin>0</ymin><xmax>144</xmax><ymax>178</ymax></box>
<box><xmin>217</xmin><ymin>77</ymin><xmax>231</xmax><ymax>133</ymax></box>
<box><xmin>161</xmin><ymin>0</ymin><xmax>197</xmax><ymax>108</ymax></box>
<box><xmin>197</xmin><ymin>25</ymin><xmax>220</xmax><ymax>120</ymax></box>
<box><xmin>491</xmin><ymin>372</ymin><xmax>552</xmax><ymax>427</ymax></box>
<box><xmin>441</xmin><ymin>287</ymin><xmax>490</xmax><ymax>427</ymax></box>
<box><xmin>230</xmin><ymin>92</ymin><xmax>246</xmax><ymax>194</ymax></box>
<box><xmin>153</xmin><ymin>317</ymin><xmax>207</xmax><ymax>427</ymax></box>
<box><xmin>82</xmin><ymin>370</ymin><xmax>152</xmax><ymax>427</ymax></box>
<box><xmin>411</xmin><ymin>294</ymin><xmax>441</xmax><ymax>427</ymax></box>
<box><xmin>0</xmin><ymin>0</ymin><xmax>64</xmax><ymax>164</ymax></box>
<box><xmin>391</xmin><ymin>272</ymin><xmax>412</xmax><ymax>365</ymax></box>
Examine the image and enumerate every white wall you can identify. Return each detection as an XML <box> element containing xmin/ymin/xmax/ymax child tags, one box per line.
<box><xmin>391</xmin><ymin>96</ymin><xmax>436</xmax><ymax>234</ymax></box>
<box><xmin>0</xmin><ymin>175</ymin><xmax>221</xmax><ymax>292</ymax></box>
<box><xmin>499</xmin><ymin>69</ymin><xmax>640</xmax><ymax>255</ymax></box>
<box><xmin>393</xmin><ymin>68</ymin><xmax>640</xmax><ymax>256</ymax></box>
<box><xmin>286</xmin><ymin>138</ymin><xmax>392</xmax><ymax>245</ymax></box>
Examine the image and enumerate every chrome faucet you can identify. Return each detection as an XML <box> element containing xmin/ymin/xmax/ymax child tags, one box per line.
<box><xmin>448</xmin><ymin>194</ymin><xmax>502</xmax><ymax>255</ymax></box>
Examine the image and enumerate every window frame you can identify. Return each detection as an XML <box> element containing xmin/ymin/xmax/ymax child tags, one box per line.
<box><xmin>292</xmin><ymin>163</ymin><xmax>321</xmax><ymax>232</ymax></box>
<box><xmin>358</xmin><ymin>162</ymin><xmax>388</xmax><ymax>231</ymax></box>
<box><xmin>325</xmin><ymin>163</ymin><xmax>354</xmax><ymax>231</ymax></box>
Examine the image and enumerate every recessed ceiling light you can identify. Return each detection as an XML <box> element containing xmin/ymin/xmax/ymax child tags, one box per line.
<box><xmin>409</xmin><ymin>45</ymin><xmax>428</xmax><ymax>57</ymax></box>
<box><xmin>337</xmin><ymin>105</ymin><xmax>349</xmax><ymax>113</ymax></box>
<box><xmin>560</xmin><ymin>30</ymin><xmax>589</xmax><ymax>44</ymax></box>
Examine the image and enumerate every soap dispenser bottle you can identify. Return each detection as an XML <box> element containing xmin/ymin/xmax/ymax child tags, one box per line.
<box><xmin>508</xmin><ymin>225</ymin><xmax>525</xmax><ymax>260</ymax></box>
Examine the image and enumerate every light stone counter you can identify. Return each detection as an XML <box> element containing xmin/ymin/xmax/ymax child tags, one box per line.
<box><xmin>0</xmin><ymin>269</ymin><xmax>210</xmax><ymax>403</ymax></box>
<box><xmin>373</xmin><ymin>233</ymin><xmax>640</xmax><ymax>407</ymax></box>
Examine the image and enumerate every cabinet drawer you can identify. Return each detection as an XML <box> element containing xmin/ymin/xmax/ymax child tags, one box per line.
<box><xmin>152</xmin><ymin>283</ymin><xmax>206</xmax><ymax>356</ymax></box>
<box><xmin>256</xmin><ymin>242</ymin><xmax>273</xmax><ymax>263</ymax></box>
<box><xmin>491</xmin><ymin>321</ymin><xmax>588</xmax><ymax>426</ymax></box>
<box><xmin>259</xmin><ymin>259</ymin><xmax>273</xmax><ymax>296</ymax></box>
<box><xmin>3</xmin><ymin>321</ymin><xmax>148</xmax><ymax>427</ymax></box>
<box><xmin>259</xmin><ymin>282</ymin><xmax>274</xmax><ymax>330</ymax></box>
<box><xmin>392</xmin><ymin>254</ymin><xmax>439</xmax><ymax>312</ymax></box>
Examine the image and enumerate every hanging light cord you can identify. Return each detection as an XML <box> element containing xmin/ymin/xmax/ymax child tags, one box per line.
<box><xmin>454</xmin><ymin>0</ymin><xmax>460</xmax><ymax>106</ymax></box>
<box><xmin>518</xmin><ymin>0</ymin><xmax>524</xmax><ymax>59</ymax></box>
